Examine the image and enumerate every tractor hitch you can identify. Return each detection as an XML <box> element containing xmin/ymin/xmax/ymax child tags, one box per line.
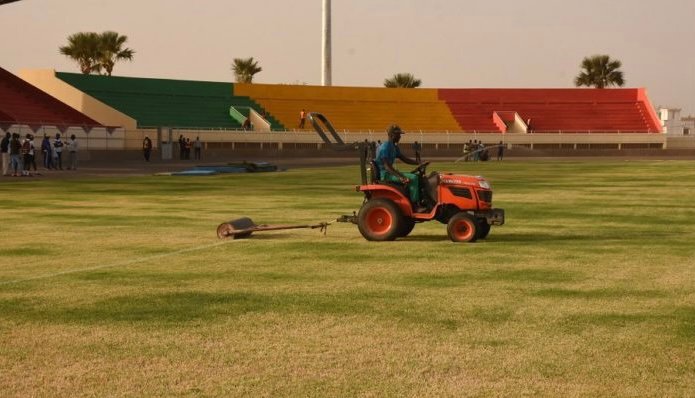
<box><xmin>336</xmin><ymin>212</ymin><xmax>358</xmax><ymax>224</ymax></box>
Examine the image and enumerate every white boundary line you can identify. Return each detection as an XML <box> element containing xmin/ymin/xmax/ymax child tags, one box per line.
<box><xmin>0</xmin><ymin>240</ymin><xmax>234</xmax><ymax>286</ymax></box>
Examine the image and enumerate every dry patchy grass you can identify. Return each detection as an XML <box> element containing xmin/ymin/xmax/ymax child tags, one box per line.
<box><xmin>1</xmin><ymin>160</ymin><xmax>694</xmax><ymax>396</ymax></box>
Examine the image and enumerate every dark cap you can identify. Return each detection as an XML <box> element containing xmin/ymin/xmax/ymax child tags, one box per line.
<box><xmin>387</xmin><ymin>124</ymin><xmax>404</xmax><ymax>135</ymax></box>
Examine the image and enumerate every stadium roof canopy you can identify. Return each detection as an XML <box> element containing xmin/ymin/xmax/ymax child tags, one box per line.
<box><xmin>0</xmin><ymin>67</ymin><xmax>104</xmax><ymax>131</ymax></box>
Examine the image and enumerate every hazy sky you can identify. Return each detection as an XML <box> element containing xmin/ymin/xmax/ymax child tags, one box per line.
<box><xmin>2</xmin><ymin>0</ymin><xmax>694</xmax><ymax>114</ymax></box>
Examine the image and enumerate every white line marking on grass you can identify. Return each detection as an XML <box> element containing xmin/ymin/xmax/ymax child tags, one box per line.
<box><xmin>0</xmin><ymin>240</ymin><xmax>236</xmax><ymax>286</ymax></box>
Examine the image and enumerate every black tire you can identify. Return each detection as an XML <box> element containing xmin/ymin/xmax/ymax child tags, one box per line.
<box><xmin>357</xmin><ymin>199</ymin><xmax>404</xmax><ymax>241</ymax></box>
<box><xmin>398</xmin><ymin>218</ymin><xmax>416</xmax><ymax>237</ymax></box>
<box><xmin>447</xmin><ymin>212</ymin><xmax>478</xmax><ymax>243</ymax></box>
<box><xmin>476</xmin><ymin>219</ymin><xmax>491</xmax><ymax>240</ymax></box>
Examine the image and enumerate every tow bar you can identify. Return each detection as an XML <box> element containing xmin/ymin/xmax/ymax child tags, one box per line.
<box><xmin>217</xmin><ymin>217</ymin><xmax>332</xmax><ymax>239</ymax></box>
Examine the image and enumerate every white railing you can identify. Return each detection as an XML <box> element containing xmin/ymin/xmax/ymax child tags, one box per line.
<box><xmin>3</xmin><ymin>123</ymin><xmax>690</xmax><ymax>151</ymax></box>
<box><xmin>2</xmin><ymin>124</ymin><xmax>127</xmax><ymax>150</ymax></box>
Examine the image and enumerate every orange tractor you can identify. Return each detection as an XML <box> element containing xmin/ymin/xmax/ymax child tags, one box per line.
<box><xmin>355</xmin><ymin>161</ymin><xmax>504</xmax><ymax>242</ymax></box>
<box><xmin>309</xmin><ymin>113</ymin><xmax>505</xmax><ymax>242</ymax></box>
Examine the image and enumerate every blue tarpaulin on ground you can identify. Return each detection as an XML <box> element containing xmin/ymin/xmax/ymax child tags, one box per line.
<box><xmin>156</xmin><ymin>162</ymin><xmax>281</xmax><ymax>176</ymax></box>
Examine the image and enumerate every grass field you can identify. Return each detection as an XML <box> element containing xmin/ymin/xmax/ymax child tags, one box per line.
<box><xmin>1</xmin><ymin>160</ymin><xmax>694</xmax><ymax>396</ymax></box>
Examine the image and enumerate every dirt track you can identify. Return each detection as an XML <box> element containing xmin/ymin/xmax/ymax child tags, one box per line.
<box><xmin>1</xmin><ymin>157</ymin><xmax>358</xmax><ymax>180</ymax></box>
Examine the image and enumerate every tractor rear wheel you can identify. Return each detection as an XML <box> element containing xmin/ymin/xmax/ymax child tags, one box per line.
<box><xmin>358</xmin><ymin>199</ymin><xmax>404</xmax><ymax>241</ymax></box>
<box><xmin>476</xmin><ymin>218</ymin><xmax>491</xmax><ymax>240</ymax></box>
<box><xmin>447</xmin><ymin>212</ymin><xmax>478</xmax><ymax>243</ymax></box>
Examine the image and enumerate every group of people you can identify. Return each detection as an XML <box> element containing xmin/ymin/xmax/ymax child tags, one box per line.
<box><xmin>177</xmin><ymin>135</ymin><xmax>202</xmax><ymax>161</ymax></box>
<box><xmin>463</xmin><ymin>140</ymin><xmax>505</xmax><ymax>162</ymax></box>
<box><xmin>141</xmin><ymin>135</ymin><xmax>204</xmax><ymax>162</ymax></box>
<box><xmin>178</xmin><ymin>135</ymin><xmax>203</xmax><ymax>160</ymax></box>
<box><xmin>1</xmin><ymin>132</ymin><xmax>78</xmax><ymax>177</ymax></box>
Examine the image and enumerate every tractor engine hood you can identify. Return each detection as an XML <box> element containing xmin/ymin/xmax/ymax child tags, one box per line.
<box><xmin>439</xmin><ymin>173</ymin><xmax>491</xmax><ymax>189</ymax></box>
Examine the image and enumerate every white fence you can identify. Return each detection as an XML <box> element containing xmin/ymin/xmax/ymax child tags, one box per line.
<box><xmin>3</xmin><ymin>125</ymin><xmax>127</xmax><ymax>150</ymax></box>
<box><xmin>5</xmin><ymin>124</ymin><xmax>693</xmax><ymax>151</ymax></box>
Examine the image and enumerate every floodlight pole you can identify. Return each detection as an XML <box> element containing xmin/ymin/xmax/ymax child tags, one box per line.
<box><xmin>322</xmin><ymin>0</ymin><xmax>332</xmax><ymax>86</ymax></box>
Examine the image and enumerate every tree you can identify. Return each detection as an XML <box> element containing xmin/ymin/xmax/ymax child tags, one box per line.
<box><xmin>383</xmin><ymin>73</ymin><xmax>422</xmax><ymax>88</ymax></box>
<box><xmin>574</xmin><ymin>55</ymin><xmax>625</xmax><ymax>89</ymax></box>
<box><xmin>232</xmin><ymin>57</ymin><xmax>262</xmax><ymax>83</ymax></box>
<box><xmin>59</xmin><ymin>31</ymin><xmax>135</xmax><ymax>76</ymax></box>
<box><xmin>59</xmin><ymin>32</ymin><xmax>101</xmax><ymax>74</ymax></box>
<box><xmin>97</xmin><ymin>31</ymin><xmax>135</xmax><ymax>76</ymax></box>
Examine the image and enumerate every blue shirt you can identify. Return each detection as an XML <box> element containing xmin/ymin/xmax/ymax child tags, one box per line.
<box><xmin>375</xmin><ymin>141</ymin><xmax>400</xmax><ymax>176</ymax></box>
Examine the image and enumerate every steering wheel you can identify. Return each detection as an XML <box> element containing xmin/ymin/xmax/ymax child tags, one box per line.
<box><xmin>411</xmin><ymin>161</ymin><xmax>430</xmax><ymax>175</ymax></box>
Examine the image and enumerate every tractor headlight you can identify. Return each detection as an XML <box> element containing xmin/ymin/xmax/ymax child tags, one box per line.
<box><xmin>478</xmin><ymin>180</ymin><xmax>491</xmax><ymax>189</ymax></box>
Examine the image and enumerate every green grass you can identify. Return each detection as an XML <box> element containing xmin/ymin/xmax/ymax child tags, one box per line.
<box><xmin>1</xmin><ymin>160</ymin><xmax>694</xmax><ymax>396</ymax></box>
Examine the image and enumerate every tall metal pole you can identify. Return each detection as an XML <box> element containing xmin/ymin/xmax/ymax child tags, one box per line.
<box><xmin>322</xmin><ymin>0</ymin><xmax>332</xmax><ymax>86</ymax></box>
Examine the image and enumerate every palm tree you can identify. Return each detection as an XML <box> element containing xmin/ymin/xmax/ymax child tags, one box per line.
<box><xmin>383</xmin><ymin>73</ymin><xmax>422</xmax><ymax>88</ymax></box>
<box><xmin>97</xmin><ymin>31</ymin><xmax>135</xmax><ymax>76</ymax></box>
<box><xmin>60</xmin><ymin>31</ymin><xmax>135</xmax><ymax>76</ymax></box>
<box><xmin>232</xmin><ymin>57</ymin><xmax>262</xmax><ymax>83</ymax></box>
<box><xmin>574</xmin><ymin>55</ymin><xmax>625</xmax><ymax>89</ymax></box>
<box><xmin>59</xmin><ymin>32</ymin><xmax>101</xmax><ymax>75</ymax></box>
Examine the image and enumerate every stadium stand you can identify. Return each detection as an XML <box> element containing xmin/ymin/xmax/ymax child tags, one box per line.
<box><xmin>17</xmin><ymin>69</ymin><xmax>662</xmax><ymax>135</ymax></box>
<box><xmin>439</xmin><ymin>88</ymin><xmax>662</xmax><ymax>133</ymax></box>
<box><xmin>233</xmin><ymin>83</ymin><xmax>462</xmax><ymax>132</ymax></box>
<box><xmin>55</xmin><ymin>73</ymin><xmax>283</xmax><ymax>130</ymax></box>
<box><xmin>0</xmin><ymin>66</ymin><xmax>102</xmax><ymax>129</ymax></box>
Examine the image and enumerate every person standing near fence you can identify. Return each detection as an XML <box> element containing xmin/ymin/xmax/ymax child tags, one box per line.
<box><xmin>185</xmin><ymin>138</ymin><xmax>192</xmax><ymax>160</ymax></box>
<box><xmin>412</xmin><ymin>141</ymin><xmax>422</xmax><ymax>163</ymax></box>
<box><xmin>51</xmin><ymin>140</ymin><xmax>59</xmax><ymax>170</ymax></box>
<box><xmin>41</xmin><ymin>134</ymin><xmax>52</xmax><ymax>169</ymax></box>
<box><xmin>497</xmin><ymin>140</ymin><xmax>505</xmax><ymax>161</ymax></box>
<box><xmin>27</xmin><ymin>134</ymin><xmax>37</xmax><ymax>172</ymax></box>
<box><xmin>53</xmin><ymin>133</ymin><xmax>64</xmax><ymax>170</ymax></box>
<box><xmin>1</xmin><ymin>132</ymin><xmax>10</xmax><ymax>176</ymax></box>
<box><xmin>298</xmin><ymin>109</ymin><xmax>306</xmax><ymax>129</ymax></box>
<box><xmin>9</xmin><ymin>133</ymin><xmax>22</xmax><ymax>177</ymax></box>
<box><xmin>143</xmin><ymin>136</ymin><xmax>152</xmax><ymax>162</ymax></box>
<box><xmin>194</xmin><ymin>136</ymin><xmax>202</xmax><ymax>160</ymax></box>
<box><xmin>20</xmin><ymin>134</ymin><xmax>32</xmax><ymax>176</ymax></box>
<box><xmin>67</xmin><ymin>134</ymin><xmax>79</xmax><ymax>170</ymax></box>
<box><xmin>178</xmin><ymin>135</ymin><xmax>185</xmax><ymax>160</ymax></box>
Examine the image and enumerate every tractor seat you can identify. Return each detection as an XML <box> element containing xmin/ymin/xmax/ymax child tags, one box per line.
<box><xmin>370</xmin><ymin>160</ymin><xmax>411</xmax><ymax>198</ymax></box>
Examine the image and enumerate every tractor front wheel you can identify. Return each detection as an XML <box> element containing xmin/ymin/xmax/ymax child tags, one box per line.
<box><xmin>447</xmin><ymin>212</ymin><xmax>478</xmax><ymax>243</ymax></box>
<box><xmin>476</xmin><ymin>218</ymin><xmax>491</xmax><ymax>240</ymax></box>
<box><xmin>358</xmin><ymin>199</ymin><xmax>404</xmax><ymax>241</ymax></box>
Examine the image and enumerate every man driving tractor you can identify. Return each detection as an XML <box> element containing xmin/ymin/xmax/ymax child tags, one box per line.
<box><xmin>375</xmin><ymin>124</ymin><xmax>429</xmax><ymax>211</ymax></box>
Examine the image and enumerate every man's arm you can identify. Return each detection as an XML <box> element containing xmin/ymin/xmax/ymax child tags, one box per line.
<box><xmin>382</xmin><ymin>160</ymin><xmax>409</xmax><ymax>183</ymax></box>
<box><xmin>397</xmin><ymin>152</ymin><xmax>419</xmax><ymax>166</ymax></box>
